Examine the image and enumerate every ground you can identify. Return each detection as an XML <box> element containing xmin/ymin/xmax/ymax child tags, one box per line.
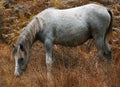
<box><xmin>0</xmin><ymin>0</ymin><xmax>120</xmax><ymax>87</ymax></box>
<box><xmin>0</xmin><ymin>39</ymin><xmax>120</xmax><ymax>87</ymax></box>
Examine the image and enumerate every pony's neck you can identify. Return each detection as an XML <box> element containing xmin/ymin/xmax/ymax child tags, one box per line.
<box><xmin>17</xmin><ymin>18</ymin><xmax>41</xmax><ymax>49</ymax></box>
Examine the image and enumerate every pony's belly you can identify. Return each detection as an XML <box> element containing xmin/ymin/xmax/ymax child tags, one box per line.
<box><xmin>54</xmin><ymin>39</ymin><xmax>85</xmax><ymax>47</ymax></box>
<box><xmin>54</xmin><ymin>32</ymin><xmax>90</xmax><ymax>47</ymax></box>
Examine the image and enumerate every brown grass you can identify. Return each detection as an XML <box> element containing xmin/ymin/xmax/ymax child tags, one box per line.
<box><xmin>0</xmin><ymin>39</ymin><xmax>120</xmax><ymax>87</ymax></box>
<box><xmin>0</xmin><ymin>0</ymin><xmax>120</xmax><ymax>87</ymax></box>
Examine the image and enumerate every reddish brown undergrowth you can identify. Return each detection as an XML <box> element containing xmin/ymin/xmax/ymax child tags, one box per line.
<box><xmin>0</xmin><ymin>40</ymin><xmax>120</xmax><ymax>87</ymax></box>
<box><xmin>0</xmin><ymin>0</ymin><xmax>120</xmax><ymax>87</ymax></box>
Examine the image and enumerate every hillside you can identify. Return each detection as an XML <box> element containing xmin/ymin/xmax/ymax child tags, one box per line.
<box><xmin>0</xmin><ymin>0</ymin><xmax>120</xmax><ymax>87</ymax></box>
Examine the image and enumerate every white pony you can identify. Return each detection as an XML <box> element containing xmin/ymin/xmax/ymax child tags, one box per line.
<box><xmin>12</xmin><ymin>4</ymin><xmax>112</xmax><ymax>76</ymax></box>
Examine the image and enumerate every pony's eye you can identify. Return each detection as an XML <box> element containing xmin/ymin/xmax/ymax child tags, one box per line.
<box><xmin>18</xmin><ymin>58</ymin><xmax>24</xmax><ymax>65</ymax></box>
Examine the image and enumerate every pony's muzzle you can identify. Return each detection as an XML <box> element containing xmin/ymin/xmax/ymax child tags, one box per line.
<box><xmin>14</xmin><ymin>70</ymin><xmax>20</xmax><ymax>76</ymax></box>
<box><xmin>14</xmin><ymin>66</ymin><xmax>22</xmax><ymax>77</ymax></box>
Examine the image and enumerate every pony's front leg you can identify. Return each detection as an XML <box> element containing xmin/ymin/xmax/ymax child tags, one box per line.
<box><xmin>45</xmin><ymin>38</ymin><xmax>53</xmax><ymax>72</ymax></box>
<box><xmin>44</xmin><ymin>38</ymin><xmax>53</xmax><ymax>85</ymax></box>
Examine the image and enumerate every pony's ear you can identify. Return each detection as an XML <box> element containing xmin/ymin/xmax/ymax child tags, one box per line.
<box><xmin>35</xmin><ymin>17</ymin><xmax>43</xmax><ymax>30</ymax></box>
<box><xmin>20</xmin><ymin>44</ymin><xmax>25</xmax><ymax>51</ymax></box>
<box><xmin>13</xmin><ymin>44</ymin><xmax>16</xmax><ymax>48</ymax></box>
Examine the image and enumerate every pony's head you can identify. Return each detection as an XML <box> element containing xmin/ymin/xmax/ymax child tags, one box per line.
<box><xmin>12</xmin><ymin>43</ymin><xmax>29</xmax><ymax>76</ymax></box>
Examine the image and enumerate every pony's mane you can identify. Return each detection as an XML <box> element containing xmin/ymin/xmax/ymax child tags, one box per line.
<box><xmin>16</xmin><ymin>16</ymin><xmax>42</xmax><ymax>48</ymax></box>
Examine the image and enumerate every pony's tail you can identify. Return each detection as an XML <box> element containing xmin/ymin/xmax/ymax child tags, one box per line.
<box><xmin>106</xmin><ymin>8</ymin><xmax>113</xmax><ymax>42</ymax></box>
<box><xmin>107</xmin><ymin>8</ymin><xmax>113</xmax><ymax>35</ymax></box>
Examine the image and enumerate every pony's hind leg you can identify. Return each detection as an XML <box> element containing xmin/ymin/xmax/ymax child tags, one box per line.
<box><xmin>93</xmin><ymin>34</ymin><xmax>111</xmax><ymax>62</ymax></box>
<box><xmin>103</xmin><ymin>40</ymin><xmax>111</xmax><ymax>61</ymax></box>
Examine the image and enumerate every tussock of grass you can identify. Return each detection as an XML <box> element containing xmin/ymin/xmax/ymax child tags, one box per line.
<box><xmin>0</xmin><ymin>41</ymin><xmax>120</xmax><ymax>87</ymax></box>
